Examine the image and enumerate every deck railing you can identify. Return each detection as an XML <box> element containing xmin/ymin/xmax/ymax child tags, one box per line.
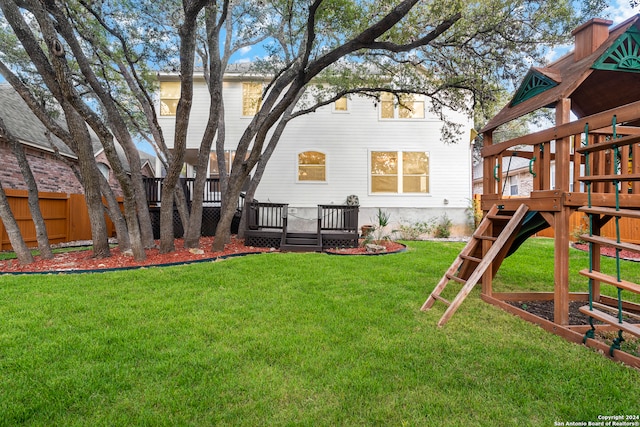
<box><xmin>143</xmin><ymin>177</ymin><xmax>245</xmax><ymax>211</ymax></box>
<box><xmin>318</xmin><ymin>204</ymin><xmax>359</xmax><ymax>232</ymax></box>
<box><xmin>246</xmin><ymin>202</ymin><xmax>288</xmax><ymax>231</ymax></box>
<box><xmin>482</xmin><ymin>99</ymin><xmax>640</xmax><ymax>205</ymax></box>
<box><xmin>144</xmin><ymin>177</ymin><xmax>222</xmax><ymax>204</ymax></box>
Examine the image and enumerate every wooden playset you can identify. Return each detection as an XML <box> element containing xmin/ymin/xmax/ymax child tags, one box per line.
<box><xmin>422</xmin><ymin>16</ymin><xmax>640</xmax><ymax>367</ymax></box>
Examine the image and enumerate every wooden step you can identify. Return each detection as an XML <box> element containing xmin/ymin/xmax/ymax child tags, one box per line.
<box><xmin>578</xmin><ymin>173</ymin><xmax>640</xmax><ymax>183</ymax></box>
<box><xmin>445</xmin><ymin>273</ymin><xmax>466</xmax><ymax>284</ymax></box>
<box><xmin>592</xmin><ymin>301</ymin><xmax>640</xmax><ymax>322</ymax></box>
<box><xmin>474</xmin><ymin>234</ymin><xmax>497</xmax><ymax>242</ymax></box>
<box><xmin>579</xmin><ymin>234</ymin><xmax>640</xmax><ymax>254</ymax></box>
<box><xmin>460</xmin><ymin>254</ymin><xmax>482</xmax><ymax>263</ymax></box>
<box><xmin>486</xmin><ymin>214</ymin><xmax>513</xmax><ymax>221</ymax></box>
<box><xmin>432</xmin><ymin>294</ymin><xmax>451</xmax><ymax>306</ymax></box>
<box><xmin>578</xmin><ymin>206</ymin><xmax>640</xmax><ymax>219</ymax></box>
<box><xmin>579</xmin><ymin>269</ymin><xmax>640</xmax><ymax>294</ymax></box>
<box><xmin>280</xmin><ymin>244</ymin><xmax>322</xmax><ymax>252</ymax></box>
<box><xmin>578</xmin><ymin>306</ymin><xmax>640</xmax><ymax>338</ymax></box>
<box><xmin>575</xmin><ymin>133</ymin><xmax>640</xmax><ymax>154</ymax></box>
<box><xmin>422</xmin><ymin>203</ymin><xmax>530</xmax><ymax>327</ymax></box>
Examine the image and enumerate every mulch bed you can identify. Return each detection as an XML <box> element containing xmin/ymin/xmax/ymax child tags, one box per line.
<box><xmin>507</xmin><ymin>300</ymin><xmax>640</xmax><ymax>326</ymax></box>
<box><xmin>0</xmin><ymin>237</ymin><xmax>406</xmax><ymax>274</ymax></box>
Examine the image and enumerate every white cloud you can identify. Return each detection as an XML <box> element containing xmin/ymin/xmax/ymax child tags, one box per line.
<box><xmin>239</xmin><ymin>46</ymin><xmax>252</xmax><ymax>56</ymax></box>
<box><xmin>607</xmin><ymin>0</ymin><xmax>635</xmax><ymax>24</ymax></box>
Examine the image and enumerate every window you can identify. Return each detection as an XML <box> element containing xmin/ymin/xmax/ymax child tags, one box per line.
<box><xmin>371</xmin><ymin>151</ymin><xmax>429</xmax><ymax>193</ymax></box>
<box><xmin>380</xmin><ymin>92</ymin><xmax>425</xmax><ymax>120</ymax></box>
<box><xmin>97</xmin><ymin>162</ymin><xmax>110</xmax><ymax>180</ymax></box>
<box><xmin>209</xmin><ymin>151</ymin><xmax>235</xmax><ymax>177</ymax></box>
<box><xmin>160</xmin><ymin>81</ymin><xmax>180</xmax><ymax>116</ymax></box>
<box><xmin>334</xmin><ymin>96</ymin><xmax>348</xmax><ymax>112</ymax></box>
<box><xmin>298</xmin><ymin>151</ymin><xmax>326</xmax><ymax>182</ymax></box>
<box><xmin>504</xmin><ymin>175</ymin><xmax>518</xmax><ymax>196</ymax></box>
<box><xmin>242</xmin><ymin>82</ymin><xmax>262</xmax><ymax>116</ymax></box>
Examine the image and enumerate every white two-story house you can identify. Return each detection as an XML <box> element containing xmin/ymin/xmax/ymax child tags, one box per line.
<box><xmin>156</xmin><ymin>65</ymin><xmax>474</xmax><ymax>236</ymax></box>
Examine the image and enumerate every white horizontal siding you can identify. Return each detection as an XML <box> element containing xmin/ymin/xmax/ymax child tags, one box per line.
<box><xmin>255</xmin><ymin>94</ymin><xmax>472</xmax><ymax>209</ymax></box>
<box><xmin>157</xmin><ymin>77</ymin><xmax>473</xmax><ymax>233</ymax></box>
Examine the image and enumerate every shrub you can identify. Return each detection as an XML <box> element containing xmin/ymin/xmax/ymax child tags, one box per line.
<box><xmin>396</xmin><ymin>219</ymin><xmax>435</xmax><ymax>240</ymax></box>
<box><xmin>434</xmin><ymin>214</ymin><xmax>452</xmax><ymax>239</ymax></box>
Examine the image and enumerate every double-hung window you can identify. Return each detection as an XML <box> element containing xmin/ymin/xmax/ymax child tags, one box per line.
<box><xmin>380</xmin><ymin>92</ymin><xmax>425</xmax><ymax>120</ymax></box>
<box><xmin>333</xmin><ymin>96</ymin><xmax>348</xmax><ymax>112</ymax></box>
<box><xmin>242</xmin><ymin>82</ymin><xmax>263</xmax><ymax>116</ymax></box>
<box><xmin>160</xmin><ymin>81</ymin><xmax>180</xmax><ymax>116</ymax></box>
<box><xmin>371</xmin><ymin>151</ymin><xmax>429</xmax><ymax>193</ymax></box>
<box><xmin>298</xmin><ymin>151</ymin><xmax>326</xmax><ymax>182</ymax></box>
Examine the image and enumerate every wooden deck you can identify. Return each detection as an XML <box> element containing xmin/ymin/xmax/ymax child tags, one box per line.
<box><xmin>244</xmin><ymin>202</ymin><xmax>359</xmax><ymax>251</ymax></box>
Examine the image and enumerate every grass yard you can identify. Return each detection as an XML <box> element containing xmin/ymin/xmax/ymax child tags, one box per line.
<box><xmin>1</xmin><ymin>238</ymin><xmax>639</xmax><ymax>426</ymax></box>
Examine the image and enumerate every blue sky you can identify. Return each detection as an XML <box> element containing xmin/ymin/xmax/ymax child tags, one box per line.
<box><xmin>543</xmin><ymin>0</ymin><xmax>636</xmax><ymax>62</ymax></box>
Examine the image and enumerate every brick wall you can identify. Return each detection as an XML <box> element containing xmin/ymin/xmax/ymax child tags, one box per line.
<box><xmin>0</xmin><ymin>140</ymin><xmax>83</xmax><ymax>194</ymax></box>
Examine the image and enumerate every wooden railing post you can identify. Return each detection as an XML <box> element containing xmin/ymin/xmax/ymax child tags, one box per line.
<box><xmin>482</xmin><ymin>131</ymin><xmax>495</xmax><ymax>198</ymax></box>
<box><xmin>554</xmin><ymin>98</ymin><xmax>572</xmax><ymax>325</ymax></box>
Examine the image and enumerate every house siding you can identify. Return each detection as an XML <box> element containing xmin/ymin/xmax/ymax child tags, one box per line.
<box><xmin>158</xmin><ymin>77</ymin><xmax>474</xmax><ymax>236</ymax></box>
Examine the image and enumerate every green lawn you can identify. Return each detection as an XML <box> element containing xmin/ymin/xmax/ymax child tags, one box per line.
<box><xmin>1</xmin><ymin>239</ymin><xmax>639</xmax><ymax>426</ymax></box>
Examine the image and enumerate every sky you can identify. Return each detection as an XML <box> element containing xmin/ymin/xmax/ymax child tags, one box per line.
<box><xmin>544</xmin><ymin>0</ymin><xmax>635</xmax><ymax>61</ymax></box>
<box><xmin>1</xmin><ymin>2</ymin><xmax>638</xmax><ymax>156</ymax></box>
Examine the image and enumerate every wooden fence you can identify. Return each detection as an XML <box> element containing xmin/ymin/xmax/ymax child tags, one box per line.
<box><xmin>473</xmin><ymin>194</ymin><xmax>640</xmax><ymax>244</ymax></box>
<box><xmin>0</xmin><ymin>189</ymin><xmax>116</xmax><ymax>251</ymax></box>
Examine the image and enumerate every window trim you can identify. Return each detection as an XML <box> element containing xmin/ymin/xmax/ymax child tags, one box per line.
<box><xmin>369</xmin><ymin>150</ymin><xmax>430</xmax><ymax>195</ymax></box>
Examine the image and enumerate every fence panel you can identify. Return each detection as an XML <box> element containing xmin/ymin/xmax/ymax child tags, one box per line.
<box><xmin>0</xmin><ymin>190</ymin><xmax>119</xmax><ymax>251</ymax></box>
<box><xmin>0</xmin><ymin>190</ymin><xmax>70</xmax><ymax>250</ymax></box>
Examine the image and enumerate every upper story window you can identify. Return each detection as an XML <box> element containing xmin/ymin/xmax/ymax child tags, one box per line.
<box><xmin>242</xmin><ymin>82</ymin><xmax>263</xmax><ymax>116</ymax></box>
<box><xmin>371</xmin><ymin>151</ymin><xmax>429</xmax><ymax>193</ymax></box>
<box><xmin>160</xmin><ymin>81</ymin><xmax>180</xmax><ymax>116</ymax></box>
<box><xmin>380</xmin><ymin>92</ymin><xmax>425</xmax><ymax>120</ymax></box>
<box><xmin>333</xmin><ymin>96</ymin><xmax>348</xmax><ymax>112</ymax></box>
<box><xmin>298</xmin><ymin>151</ymin><xmax>326</xmax><ymax>182</ymax></box>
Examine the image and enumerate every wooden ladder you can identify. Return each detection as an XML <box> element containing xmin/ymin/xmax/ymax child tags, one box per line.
<box><xmin>421</xmin><ymin>204</ymin><xmax>529</xmax><ymax>327</ymax></box>
<box><xmin>576</xmin><ymin>206</ymin><xmax>640</xmax><ymax>338</ymax></box>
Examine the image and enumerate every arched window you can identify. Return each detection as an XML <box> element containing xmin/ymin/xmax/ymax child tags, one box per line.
<box><xmin>97</xmin><ymin>162</ymin><xmax>110</xmax><ymax>180</ymax></box>
<box><xmin>298</xmin><ymin>151</ymin><xmax>326</xmax><ymax>182</ymax></box>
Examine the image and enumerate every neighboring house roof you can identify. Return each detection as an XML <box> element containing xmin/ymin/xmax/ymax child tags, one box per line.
<box><xmin>0</xmin><ymin>84</ymin><xmax>76</xmax><ymax>158</ymax></box>
<box><xmin>483</xmin><ymin>15</ymin><xmax>640</xmax><ymax>132</ymax></box>
<box><xmin>1</xmin><ymin>84</ymin><xmax>156</xmax><ymax>175</ymax></box>
<box><xmin>95</xmin><ymin>144</ymin><xmax>157</xmax><ymax>176</ymax></box>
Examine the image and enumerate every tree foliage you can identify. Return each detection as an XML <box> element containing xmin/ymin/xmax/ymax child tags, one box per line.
<box><xmin>0</xmin><ymin>0</ymin><xmax>611</xmax><ymax>255</ymax></box>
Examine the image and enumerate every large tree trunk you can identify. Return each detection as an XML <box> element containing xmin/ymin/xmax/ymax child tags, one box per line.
<box><xmin>160</xmin><ymin>0</ymin><xmax>207</xmax><ymax>253</ymax></box>
<box><xmin>0</xmin><ymin>182</ymin><xmax>34</xmax><ymax>264</ymax></box>
<box><xmin>184</xmin><ymin>3</ymin><xmax>225</xmax><ymax>249</ymax></box>
<box><xmin>0</xmin><ymin>115</ymin><xmax>53</xmax><ymax>259</ymax></box>
<box><xmin>44</xmin><ymin>0</ymin><xmax>155</xmax><ymax>251</ymax></box>
<box><xmin>98</xmin><ymin>173</ymin><xmax>131</xmax><ymax>252</ymax></box>
<box><xmin>66</xmin><ymin>109</ymin><xmax>112</xmax><ymax>258</ymax></box>
<box><xmin>212</xmin><ymin>172</ymin><xmax>246</xmax><ymax>251</ymax></box>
